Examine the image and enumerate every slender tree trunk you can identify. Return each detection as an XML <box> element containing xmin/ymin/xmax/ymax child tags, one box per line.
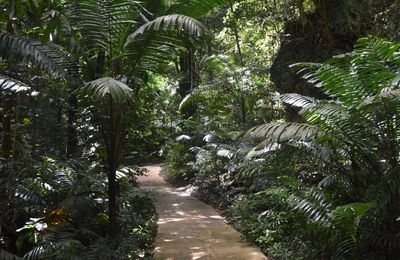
<box><xmin>1</xmin><ymin>93</ymin><xmax>14</xmax><ymax>241</ymax></box>
<box><xmin>230</xmin><ymin>3</ymin><xmax>244</xmax><ymax>67</ymax></box>
<box><xmin>229</xmin><ymin>3</ymin><xmax>247</xmax><ymax>126</ymax></box>
<box><xmin>107</xmin><ymin>157</ymin><xmax>118</xmax><ymax>236</ymax></box>
<box><xmin>66</xmin><ymin>94</ymin><xmax>78</xmax><ymax>158</ymax></box>
<box><xmin>107</xmin><ymin>98</ymin><xmax>119</xmax><ymax>236</ymax></box>
<box><xmin>178</xmin><ymin>49</ymin><xmax>198</xmax><ymax>117</ymax></box>
<box><xmin>31</xmin><ymin>116</ymin><xmax>37</xmax><ymax>160</ymax></box>
<box><xmin>2</xmin><ymin>94</ymin><xmax>13</xmax><ymax>159</ymax></box>
<box><xmin>297</xmin><ymin>0</ymin><xmax>308</xmax><ymax>26</ymax></box>
<box><xmin>240</xmin><ymin>96</ymin><xmax>246</xmax><ymax>126</ymax></box>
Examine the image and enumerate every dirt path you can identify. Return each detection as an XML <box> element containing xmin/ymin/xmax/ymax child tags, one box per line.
<box><xmin>138</xmin><ymin>164</ymin><xmax>268</xmax><ymax>260</ymax></box>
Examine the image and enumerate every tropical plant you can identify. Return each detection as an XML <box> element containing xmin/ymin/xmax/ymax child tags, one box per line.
<box><xmin>245</xmin><ymin>37</ymin><xmax>400</xmax><ymax>257</ymax></box>
<box><xmin>74</xmin><ymin>1</ymin><xmax>208</xmax><ymax>234</ymax></box>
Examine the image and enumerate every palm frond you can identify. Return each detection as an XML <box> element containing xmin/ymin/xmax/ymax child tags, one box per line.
<box><xmin>355</xmin><ymin>37</ymin><xmax>400</xmax><ymax>62</ymax></box>
<box><xmin>0</xmin><ymin>32</ymin><xmax>79</xmax><ymax>82</ymax></box>
<box><xmin>0</xmin><ymin>75</ymin><xmax>30</xmax><ymax>93</ymax></box>
<box><xmin>245</xmin><ymin>122</ymin><xmax>321</xmax><ymax>143</ymax></box>
<box><xmin>201</xmin><ymin>55</ymin><xmax>234</xmax><ymax>75</ymax></box>
<box><xmin>332</xmin><ymin>203</ymin><xmax>375</xmax><ymax>228</ymax></box>
<box><xmin>80</xmin><ymin>77</ymin><xmax>134</xmax><ymax>103</ymax></box>
<box><xmin>290</xmin><ymin>37</ymin><xmax>400</xmax><ymax>107</ymax></box>
<box><xmin>125</xmin><ymin>30</ymin><xmax>187</xmax><ymax>75</ymax></box>
<box><xmin>358</xmin><ymin>88</ymin><xmax>400</xmax><ymax>108</ymax></box>
<box><xmin>25</xmin><ymin>227</ymin><xmax>87</xmax><ymax>260</ymax></box>
<box><xmin>280</xmin><ymin>93</ymin><xmax>317</xmax><ymax>108</ymax></box>
<box><xmin>126</xmin><ymin>14</ymin><xmax>206</xmax><ymax>44</ymax></box>
<box><xmin>70</xmin><ymin>0</ymin><xmax>140</xmax><ymax>53</ymax></box>
<box><xmin>296</xmin><ymin>189</ymin><xmax>333</xmax><ymax>223</ymax></box>
<box><xmin>331</xmin><ymin>203</ymin><xmax>375</xmax><ymax>257</ymax></box>
<box><xmin>290</xmin><ymin>62</ymin><xmax>366</xmax><ymax>106</ymax></box>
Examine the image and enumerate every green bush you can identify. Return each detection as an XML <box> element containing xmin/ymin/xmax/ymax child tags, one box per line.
<box><xmin>227</xmin><ymin>186</ymin><xmax>313</xmax><ymax>259</ymax></box>
<box><xmin>163</xmin><ymin>140</ymin><xmax>197</xmax><ymax>183</ymax></box>
<box><xmin>2</xmin><ymin>158</ymin><xmax>158</xmax><ymax>259</ymax></box>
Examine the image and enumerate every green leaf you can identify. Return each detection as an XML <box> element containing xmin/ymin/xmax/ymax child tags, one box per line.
<box><xmin>80</xmin><ymin>77</ymin><xmax>134</xmax><ymax>104</ymax></box>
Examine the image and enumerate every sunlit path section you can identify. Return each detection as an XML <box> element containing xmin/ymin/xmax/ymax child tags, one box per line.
<box><xmin>138</xmin><ymin>164</ymin><xmax>268</xmax><ymax>260</ymax></box>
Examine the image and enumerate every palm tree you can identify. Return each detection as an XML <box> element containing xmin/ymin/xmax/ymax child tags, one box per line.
<box><xmin>0</xmin><ymin>0</ymin><xmax>233</xmax><ymax>240</ymax></box>
<box><xmin>70</xmin><ymin>0</ymin><xmax>217</xmax><ymax>235</ymax></box>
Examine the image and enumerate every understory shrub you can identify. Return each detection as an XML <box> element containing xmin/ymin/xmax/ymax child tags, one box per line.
<box><xmin>227</xmin><ymin>186</ymin><xmax>313</xmax><ymax>259</ymax></box>
<box><xmin>1</xmin><ymin>158</ymin><xmax>157</xmax><ymax>259</ymax></box>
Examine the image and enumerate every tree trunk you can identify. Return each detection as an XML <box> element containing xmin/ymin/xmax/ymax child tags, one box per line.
<box><xmin>107</xmin><ymin>98</ymin><xmax>119</xmax><ymax>236</ymax></box>
<box><xmin>1</xmin><ymin>93</ymin><xmax>14</xmax><ymax>244</ymax></box>
<box><xmin>66</xmin><ymin>94</ymin><xmax>78</xmax><ymax>158</ymax></box>
<box><xmin>107</xmin><ymin>159</ymin><xmax>118</xmax><ymax>236</ymax></box>
<box><xmin>230</xmin><ymin>3</ymin><xmax>244</xmax><ymax>67</ymax></box>
<box><xmin>178</xmin><ymin>49</ymin><xmax>198</xmax><ymax>117</ymax></box>
<box><xmin>240</xmin><ymin>96</ymin><xmax>246</xmax><ymax>126</ymax></box>
<box><xmin>2</xmin><ymin>93</ymin><xmax>13</xmax><ymax>159</ymax></box>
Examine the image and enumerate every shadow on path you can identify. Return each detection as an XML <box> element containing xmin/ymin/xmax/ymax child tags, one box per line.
<box><xmin>138</xmin><ymin>164</ymin><xmax>268</xmax><ymax>260</ymax></box>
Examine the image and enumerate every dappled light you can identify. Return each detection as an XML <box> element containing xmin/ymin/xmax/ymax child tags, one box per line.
<box><xmin>139</xmin><ymin>166</ymin><xmax>267</xmax><ymax>259</ymax></box>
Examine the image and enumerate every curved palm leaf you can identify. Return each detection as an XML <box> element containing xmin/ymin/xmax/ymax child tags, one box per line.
<box><xmin>245</xmin><ymin>122</ymin><xmax>321</xmax><ymax>143</ymax></box>
<box><xmin>0</xmin><ymin>32</ymin><xmax>79</xmax><ymax>82</ymax></box>
<box><xmin>70</xmin><ymin>0</ymin><xmax>140</xmax><ymax>53</ymax></box>
<box><xmin>280</xmin><ymin>93</ymin><xmax>317</xmax><ymax>108</ymax></box>
<box><xmin>290</xmin><ymin>37</ymin><xmax>400</xmax><ymax>108</ymax></box>
<box><xmin>125</xmin><ymin>30</ymin><xmax>188</xmax><ymax>74</ymax></box>
<box><xmin>80</xmin><ymin>77</ymin><xmax>133</xmax><ymax>103</ymax></box>
<box><xmin>0</xmin><ymin>75</ymin><xmax>30</xmax><ymax>93</ymax></box>
<box><xmin>125</xmin><ymin>14</ymin><xmax>206</xmax><ymax>44</ymax></box>
<box><xmin>124</xmin><ymin>14</ymin><xmax>207</xmax><ymax>75</ymax></box>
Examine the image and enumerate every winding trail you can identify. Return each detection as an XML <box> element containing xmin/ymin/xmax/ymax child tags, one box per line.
<box><xmin>138</xmin><ymin>164</ymin><xmax>268</xmax><ymax>260</ymax></box>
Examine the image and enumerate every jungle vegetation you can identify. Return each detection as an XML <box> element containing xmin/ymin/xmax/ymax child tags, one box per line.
<box><xmin>0</xmin><ymin>0</ymin><xmax>399</xmax><ymax>259</ymax></box>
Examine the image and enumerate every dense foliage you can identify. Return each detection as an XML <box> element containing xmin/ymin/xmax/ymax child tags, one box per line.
<box><xmin>161</xmin><ymin>1</ymin><xmax>400</xmax><ymax>259</ymax></box>
<box><xmin>165</xmin><ymin>37</ymin><xmax>400</xmax><ymax>259</ymax></box>
<box><xmin>0</xmin><ymin>0</ymin><xmax>214</xmax><ymax>258</ymax></box>
<box><xmin>1</xmin><ymin>0</ymin><xmax>399</xmax><ymax>259</ymax></box>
